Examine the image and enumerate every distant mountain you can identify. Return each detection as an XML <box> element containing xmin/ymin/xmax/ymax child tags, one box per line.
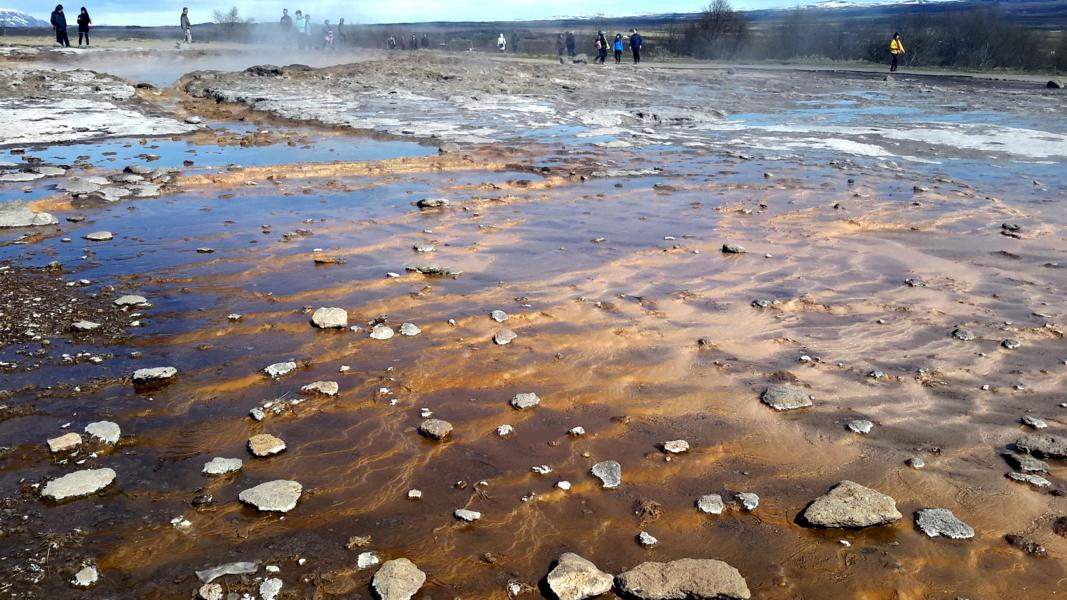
<box><xmin>0</xmin><ymin>8</ymin><xmax>48</xmax><ymax>27</ymax></box>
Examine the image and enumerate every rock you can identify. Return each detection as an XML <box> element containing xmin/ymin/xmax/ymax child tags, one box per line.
<box><xmin>399</xmin><ymin>322</ymin><xmax>421</xmax><ymax>336</ymax></box>
<box><xmin>311</xmin><ymin>307</ymin><xmax>348</xmax><ymax>329</ymax></box>
<box><xmin>494</xmin><ymin>329</ymin><xmax>518</xmax><ymax>345</ymax></box>
<box><xmin>454</xmin><ymin>508</ymin><xmax>482</xmax><ymax>522</ymax></box>
<box><xmin>238</xmin><ymin>480</ymin><xmax>302</xmax><ymax>513</ymax></box>
<box><xmin>545</xmin><ymin>553</ymin><xmax>613</xmax><ymax>600</ymax></box>
<box><xmin>71</xmin><ymin>320</ymin><xmax>101</xmax><ymax>332</ymax></box>
<box><xmin>41</xmin><ymin>468</ymin><xmax>116</xmax><ymax>501</ymax></box>
<box><xmin>372</xmin><ymin>558</ymin><xmax>426</xmax><ymax>600</ymax></box>
<box><xmin>1002</xmin><ymin>339</ymin><xmax>1021</xmax><ymax>350</ymax></box>
<box><xmin>438</xmin><ymin>143</ymin><xmax>461</xmax><ymax>154</ymax></box>
<box><xmin>83</xmin><ymin>231</ymin><xmax>114</xmax><ymax>241</ymax></box>
<box><xmin>847</xmin><ymin>419</ymin><xmax>874</xmax><ymax>434</ymax></box>
<box><xmin>346</xmin><ymin>535</ymin><xmax>373</xmax><ymax>549</ymax></box>
<box><xmin>906</xmin><ymin>456</ymin><xmax>926</xmax><ymax>469</ymax></box>
<box><xmin>951</xmin><ymin>327</ymin><xmax>976</xmax><ymax>341</ymax></box>
<box><xmin>416</xmin><ymin>198</ymin><xmax>450</xmax><ymax>209</ymax></box>
<box><xmin>1021</xmin><ymin>415</ymin><xmax>1048</xmax><ymax>429</ymax></box>
<box><xmin>124</xmin><ymin>164</ymin><xmax>153</xmax><ymax>175</ymax></box>
<box><xmin>0</xmin><ymin>201</ymin><xmax>58</xmax><ymax>228</ymax></box>
<box><xmin>198</xmin><ymin>583</ymin><xmax>223</xmax><ymax>600</ymax></box>
<box><xmin>697</xmin><ymin>494</ymin><xmax>725</xmax><ymax>515</ymax></box>
<box><xmin>616</xmin><ymin>559</ymin><xmax>751</xmax><ymax>600</ymax></box>
<box><xmin>71</xmin><ymin>565</ymin><xmax>98</xmax><ymax>587</ymax></box>
<box><xmin>195</xmin><ymin>561</ymin><xmax>258</xmax><ymax>583</ymax></box>
<box><xmin>1015</xmin><ymin>433</ymin><xmax>1067</xmax><ymax>459</ymax></box>
<box><xmin>1001</xmin><ymin>451</ymin><xmax>1048</xmax><ymax>474</ymax></box>
<box><xmin>114</xmin><ymin>294</ymin><xmax>148</xmax><ymax>307</ymax></box>
<box><xmin>510</xmin><ymin>392</ymin><xmax>541</xmax><ymax>410</ymax></box>
<box><xmin>413</xmin><ymin>243</ymin><xmax>436</xmax><ymax>253</ymax></box>
<box><xmin>133</xmin><ymin>366</ymin><xmax>177</xmax><ymax>384</ymax></box>
<box><xmin>1048</xmin><ymin>80</ymin><xmax>1063</xmax><ymax>89</ymax></box>
<box><xmin>260</xmin><ymin>578</ymin><xmax>283</xmax><ymax>600</ymax></box>
<box><xmin>58</xmin><ymin>178</ymin><xmax>102</xmax><ymax>195</ymax></box>
<box><xmin>801</xmin><ymin>481</ymin><xmax>902</xmax><ymax>528</ymax></box>
<box><xmin>370</xmin><ymin>324</ymin><xmax>395</xmax><ymax>340</ymax></box>
<box><xmin>490</xmin><ymin>310</ymin><xmax>509</xmax><ymax>322</ymax></box>
<box><xmin>1005</xmin><ymin>534</ymin><xmax>1046</xmax><ymax>556</ymax></box>
<box><xmin>736</xmin><ymin>493</ymin><xmax>759</xmax><ymax>511</ymax></box>
<box><xmin>418</xmin><ymin>419</ymin><xmax>453</xmax><ymax>440</ymax></box>
<box><xmin>302</xmin><ymin>381</ymin><xmax>339</xmax><ymax>396</ymax></box>
<box><xmin>497</xmin><ymin>424</ymin><xmax>514</xmax><ymax>436</ymax></box>
<box><xmin>1007</xmin><ymin>471</ymin><xmax>1052</xmax><ymax>488</ymax></box>
<box><xmin>637</xmin><ymin>531</ymin><xmax>659</xmax><ymax>547</ymax></box>
<box><xmin>202</xmin><ymin>457</ymin><xmax>243</xmax><ymax>476</ymax></box>
<box><xmin>591</xmin><ymin>461</ymin><xmax>621</xmax><ymax>488</ymax></box>
<box><xmin>662</xmin><ymin>440</ymin><xmax>690</xmax><ymax>454</ymax></box>
<box><xmin>85</xmin><ymin>421</ymin><xmax>121</xmax><ymax>444</ymax></box>
<box><xmin>357</xmin><ymin>552</ymin><xmax>381</xmax><ymax>569</ymax></box>
<box><xmin>915</xmin><ymin>508</ymin><xmax>975</xmax><ymax>539</ymax></box>
<box><xmin>721</xmin><ymin>244</ymin><xmax>747</xmax><ymax>254</ymax></box>
<box><xmin>760</xmin><ymin>385</ymin><xmax>813</xmax><ymax>411</ymax></box>
<box><xmin>47</xmin><ymin>432</ymin><xmax>82</xmax><ymax>453</ymax></box>
<box><xmin>248</xmin><ymin>434</ymin><xmax>286</xmax><ymax>457</ymax></box>
<box><xmin>264</xmin><ymin>361</ymin><xmax>297</xmax><ymax>378</ymax></box>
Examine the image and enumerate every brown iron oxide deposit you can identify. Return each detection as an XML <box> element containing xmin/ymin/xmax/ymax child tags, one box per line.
<box><xmin>0</xmin><ymin>50</ymin><xmax>1065</xmax><ymax>600</ymax></box>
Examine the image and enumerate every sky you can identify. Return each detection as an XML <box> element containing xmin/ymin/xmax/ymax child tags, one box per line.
<box><xmin>6</xmin><ymin>0</ymin><xmax>806</xmax><ymax>26</ymax></box>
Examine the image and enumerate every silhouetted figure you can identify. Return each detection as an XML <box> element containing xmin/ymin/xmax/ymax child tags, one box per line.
<box><xmin>889</xmin><ymin>32</ymin><xmax>905</xmax><ymax>72</ymax></box>
<box><xmin>323</xmin><ymin>19</ymin><xmax>334</xmax><ymax>50</ymax></box>
<box><xmin>565</xmin><ymin>31</ymin><xmax>576</xmax><ymax>57</ymax></box>
<box><xmin>338</xmin><ymin>19</ymin><xmax>347</xmax><ymax>44</ymax></box>
<box><xmin>51</xmin><ymin>5</ymin><xmax>71</xmax><ymax>48</ymax></box>
<box><xmin>77</xmin><ymin>7</ymin><xmax>91</xmax><ymax>47</ymax></box>
<box><xmin>421</xmin><ymin>33</ymin><xmax>429</xmax><ymax>49</ymax></box>
<box><xmin>556</xmin><ymin>33</ymin><xmax>565</xmax><ymax>57</ymax></box>
<box><xmin>595</xmin><ymin>31</ymin><xmax>608</xmax><ymax>64</ymax></box>
<box><xmin>180</xmin><ymin>7</ymin><xmax>192</xmax><ymax>44</ymax></box>
<box><xmin>629</xmin><ymin>29</ymin><xmax>643</xmax><ymax>64</ymax></box>
<box><xmin>387</xmin><ymin>35</ymin><xmax>396</xmax><ymax>50</ymax></box>
<box><xmin>497</xmin><ymin>33</ymin><xmax>506</xmax><ymax>52</ymax></box>
<box><xmin>410</xmin><ymin>34</ymin><xmax>418</xmax><ymax>50</ymax></box>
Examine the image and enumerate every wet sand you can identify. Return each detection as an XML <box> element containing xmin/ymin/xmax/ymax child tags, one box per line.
<box><xmin>0</xmin><ymin>48</ymin><xmax>1065</xmax><ymax>599</ymax></box>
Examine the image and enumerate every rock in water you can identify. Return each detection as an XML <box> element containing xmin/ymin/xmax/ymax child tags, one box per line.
<box><xmin>697</xmin><ymin>494</ymin><xmax>725</xmax><ymax>515</ymax></box>
<box><xmin>198</xmin><ymin>583</ymin><xmax>223</xmax><ymax>600</ymax></box>
<box><xmin>84</xmin><ymin>421</ymin><xmax>121</xmax><ymax>444</ymax></box>
<box><xmin>801</xmin><ymin>481</ymin><xmax>902</xmax><ymax>528</ymax></box>
<box><xmin>238</xmin><ymin>480</ymin><xmax>302</xmax><ymax>513</ymax></box>
<box><xmin>260</xmin><ymin>578</ymin><xmax>283</xmax><ymax>600</ymax></box>
<box><xmin>721</xmin><ymin>244</ymin><xmax>748</xmax><ymax>254</ymax></box>
<box><xmin>83</xmin><ymin>231</ymin><xmax>114</xmax><ymax>241</ymax></box>
<box><xmin>616</xmin><ymin>559</ymin><xmax>751</xmax><ymax>600</ymax></box>
<box><xmin>248</xmin><ymin>434</ymin><xmax>287</xmax><ymax>457</ymax></box>
<box><xmin>71</xmin><ymin>565</ymin><xmax>98</xmax><ymax>587</ymax></box>
<box><xmin>1015</xmin><ymin>434</ymin><xmax>1067</xmax><ymax>458</ymax></box>
<box><xmin>418</xmin><ymin>419</ymin><xmax>454</xmax><ymax>440</ymax></box>
<box><xmin>510</xmin><ymin>392</ymin><xmax>541</xmax><ymax>410</ymax></box>
<box><xmin>132</xmin><ymin>367</ymin><xmax>177</xmax><ymax>384</ymax></box>
<box><xmin>41</xmin><ymin>468</ymin><xmax>116</xmax><ymax>501</ymax></box>
<box><xmin>736</xmin><ymin>493</ymin><xmax>759</xmax><ymax>511</ymax></box>
<box><xmin>370</xmin><ymin>324</ymin><xmax>395</xmax><ymax>340</ymax></box>
<box><xmin>399</xmin><ymin>322</ymin><xmax>421</xmax><ymax>336</ymax></box>
<box><xmin>264</xmin><ymin>361</ymin><xmax>297</xmax><ymax>378</ymax></box>
<box><xmin>494</xmin><ymin>329</ymin><xmax>518</xmax><ymax>345</ymax></box>
<box><xmin>301</xmin><ymin>381</ymin><xmax>339</xmax><ymax>396</ymax></box>
<box><xmin>847</xmin><ymin>419</ymin><xmax>874</xmax><ymax>435</ymax></box>
<box><xmin>545</xmin><ymin>553</ymin><xmax>613</xmax><ymax>600</ymax></box>
<box><xmin>490</xmin><ymin>310</ymin><xmax>509</xmax><ymax>322</ymax></box>
<box><xmin>372</xmin><ymin>558</ymin><xmax>426</xmax><ymax>600</ymax></box>
<box><xmin>47</xmin><ymin>432</ymin><xmax>82</xmax><ymax>453</ymax></box>
<box><xmin>71</xmin><ymin>320</ymin><xmax>102</xmax><ymax>332</ymax></box>
<box><xmin>195</xmin><ymin>562</ymin><xmax>258</xmax><ymax>583</ymax></box>
<box><xmin>662</xmin><ymin>440</ymin><xmax>690</xmax><ymax>454</ymax></box>
<box><xmin>915</xmin><ymin>508</ymin><xmax>975</xmax><ymax>539</ymax></box>
<box><xmin>416</xmin><ymin>198</ymin><xmax>450</xmax><ymax>209</ymax></box>
<box><xmin>760</xmin><ymin>385</ymin><xmax>813</xmax><ymax>411</ymax></box>
<box><xmin>311</xmin><ymin>307</ymin><xmax>348</xmax><ymax>329</ymax></box>
<box><xmin>358</xmin><ymin>552</ymin><xmax>381</xmax><ymax>569</ymax></box>
<box><xmin>591</xmin><ymin>461</ymin><xmax>622</xmax><ymax>488</ymax></box>
<box><xmin>202</xmin><ymin>457</ymin><xmax>243</xmax><ymax>476</ymax></box>
<box><xmin>0</xmin><ymin>201</ymin><xmax>59</xmax><ymax>228</ymax></box>
<box><xmin>114</xmin><ymin>294</ymin><xmax>148</xmax><ymax>307</ymax></box>
<box><xmin>454</xmin><ymin>509</ymin><xmax>482</xmax><ymax>522</ymax></box>
<box><xmin>951</xmin><ymin>327</ymin><xmax>976</xmax><ymax>341</ymax></box>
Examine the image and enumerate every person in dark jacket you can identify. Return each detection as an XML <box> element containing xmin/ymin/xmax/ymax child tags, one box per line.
<box><xmin>77</xmin><ymin>7</ymin><xmax>91</xmax><ymax>47</ymax></box>
<box><xmin>180</xmin><ymin>7</ymin><xmax>192</xmax><ymax>44</ymax></box>
<box><xmin>595</xmin><ymin>31</ymin><xmax>608</xmax><ymax>64</ymax></box>
<box><xmin>629</xmin><ymin>29</ymin><xmax>643</xmax><ymax>64</ymax></box>
<box><xmin>410</xmin><ymin>33</ymin><xmax>418</xmax><ymax>50</ymax></box>
<box><xmin>556</xmin><ymin>33</ymin><xmax>565</xmax><ymax>58</ymax></box>
<box><xmin>51</xmin><ymin>5</ymin><xmax>71</xmax><ymax>48</ymax></box>
<box><xmin>565</xmin><ymin>31</ymin><xmax>576</xmax><ymax>57</ymax></box>
<box><xmin>421</xmin><ymin>33</ymin><xmax>429</xmax><ymax>49</ymax></box>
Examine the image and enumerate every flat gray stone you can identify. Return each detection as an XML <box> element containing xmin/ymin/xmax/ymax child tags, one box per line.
<box><xmin>71</xmin><ymin>565</ymin><xmax>98</xmax><ymax>587</ymax></box>
<box><xmin>697</xmin><ymin>494</ymin><xmax>724</xmax><ymax>515</ymax></box>
<box><xmin>372</xmin><ymin>558</ymin><xmax>426</xmax><ymax>600</ymax></box>
<box><xmin>202</xmin><ymin>457</ymin><xmax>243</xmax><ymax>476</ymax></box>
<box><xmin>84</xmin><ymin>231</ymin><xmax>114</xmax><ymax>241</ymax></box>
<box><xmin>132</xmin><ymin>367</ymin><xmax>177</xmax><ymax>383</ymax></box>
<box><xmin>591</xmin><ymin>461</ymin><xmax>622</xmax><ymax>489</ymax></box>
<box><xmin>545</xmin><ymin>553</ymin><xmax>613</xmax><ymax>600</ymax></box>
<box><xmin>264</xmin><ymin>361</ymin><xmax>297</xmax><ymax>378</ymax></box>
<box><xmin>418</xmin><ymin>419</ymin><xmax>453</xmax><ymax>440</ymax></box>
<box><xmin>41</xmin><ymin>468</ymin><xmax>116</xmax><ymax>501</ymax></box>
<box><xmin>848</xmin><ymin>419</ymin><xmax>874</xmax><ymax>434</ymax></box>
<box><xmin>238</xmin><ymin>480</ymin><xmax>302</xmax><ymax>513</ymax></box>
<box><xmin>915</xmin><ymin>508</ymin><xmax>975</xmax><ymax>539</ymax></box>
<box><xmin>454</xmin><ymin>508</ymin><xmax>482</xmax><ymax>522</ymax></box>
<box><xmin>802</xmin><ymin>481</ymin><xmax>902</xmax><ymax>528</ymax></box>
<box><xmin>494</xmin><ymin>329</ymin><xmax>518</xmax><ymax>345</ymax></box>
<box><xmin>736</xmin><ymin>492</ymin><xmax>759</xmax><ymax>511</ymax></box>
<box><xmin>510</xmin><ymin>392</ymin><xmax>540</xmax><ymax>410</ymax></box>
<box><xmin>662</xmin><ymin>440</ymin><xmax>690</xmax><ymax>454</ymax></box>
<box><xmin>84</xmin><ymin>421</ymin><xmax>121</xmax><ymax>444</ymax></box>
<box><xmin>58</xmin><ymin>178</ymin><xmax>102</xmax><ymax>195</ymax></box>
<box><xmin>71</xmin><ymin>320</ymin><xmax>102</xmax><ymax>332</ymax></box>
<box><xmin>1001</xmin><ymin>451</ymin><xmax>1048</xmax><ymax>474</ymax></box>
<box><xmin>47</xmin><ymin>432</ymin><xmax>82</xmax><ymax>453</ymax></box>
<box><xmin>399</xmin><ymin>322</ymin><xmax>421</xmax><ymax>336</ymax></box>
<box><xmin>195</xmin><ymin>561</ymin><xmax>258</xmax><ymax>583</ymax></box>
<box><xmin>311</xmin><ymin>307</ymin><xmax>348</xmax><ymax>329</ymax></box>
<box><xmin>416</xmin><ymin>198</ymin><xmax>449</xmax><ymax>209</ymax></box>
<box><xmin>301</xmin><ymin>381</ymin><xmax>339</xmax><ymax>396</ymax></box>
<box><xmin>0</xmin><ymin>201</ymin><xmax>58</xmax><ymax>228</ymax></box>
<box><xmin>490</xmin><ymin>310</ymin><xmax>509</xmax><ymax>322</ymax></box>
<box><xmin>114</xmin><ymin>294</ymin><xmax>148</xmax><ymax>307</ymax></box>
<box><xmin>721</xmin><ymin>244</ymin><xmax>748</xmax><ymax>254</ymax></box>
<box><xmin>952</xmin><ymin>327</ymin><xmax>976</xmax><ymax>341</ymax></box>
<box><xmin>1007</xmin><ymin>471</ymin><xmax>1052</xmax><ymax>488</ymax></box>
<box><xmin>1015</xmin><ymin>434</ymin><xmax>1067</xmax><ymax>459</ymax></box>
<box><xmin>616</xmin><ymin>559</ymin><xmax>751</xmax><ymax>600</ymax></box>
<box><xmin>760</xmin><ymin>385</ymin><xmax>813</xmax><ymax>411</ymax></box>
<box><xmin>370</xmin><ymin>324</ymin><xmax>395</xmax><ymax>340</ymax></box>
<box><xmin>357</xmin><ymin>552</ymin><xmax>381</xmax><ymax>569</ymax></box>
<box><xmin>260</xmin><ymin>578</ymin><xmax>283</xmax><ymax>600</ymax></box>
<box><xmin>248</xmin><ymin>434</ymin><xmax>286</xmax><ymax>457</ymax></box>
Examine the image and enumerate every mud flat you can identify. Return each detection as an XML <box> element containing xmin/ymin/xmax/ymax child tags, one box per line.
<box><xmin>0</xmin><ymin>49</ymin><xmax>1066</xmax><ymax>599</ymax></box>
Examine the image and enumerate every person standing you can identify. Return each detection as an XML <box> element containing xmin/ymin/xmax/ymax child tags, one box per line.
<box><xmin>421</xmin><ymin>33</ymin><xmax>429</xmax><ymax>49</ymax></box>
<box><xmin>51</xmin><ymin>5</ymin><xmax>71</xmax><ymax>48</ymax></box>
<box><xmin>889</xmin><ymin>32</ymin><xmax>905</xmax><ymax>72</ymax></box>
<box><xmin>629</xmin><ymin>29</ymin><xmax>643</xmax><ymax>64</ymax></box>
<box><xmin>76</xmin><ymin>7</ymin><xmax>91</xmax><ymax>47</ymax></box>
<box><xmin>410</xmin><ymin>33</ymin><xmax>418</xmax><ymax>50</ymax></box>
<box><xmin>565</xmin><ymin>31</ymin><xmax>576</xmax><ymax>58</ymax></box>
<box><xmin>280</xmin><ymin>9</ymin><xmax>292</xmax><ymax>41</ymax></box>
<box><xmin>293</xmin><ymin>11</ymin><xmax>304</xmax><ymax>49</ymax></box>
<box><xmin>595</xmin><ymin>31</ymin><xmax>608</xmax><ymax>64</ymax></box>
<box><xmin>338</xmin><ymin>18</ymin><xmax>348</xmax><ymax>45</ymax></box>
<box><xmin>322</xmin><ymin>19</ymin><xmax>334</xmax><ymax>50</ymax></box>
<box><xmin>497</xmin><ymin>33</ymin><xmax>507</xmax><ymax>52</ymax></box>
<box><xmin>613</xmin><ymin>33</ymin><xmax>624</xmax><ymax>64</ymax></box>
<box><xmin>556</xmin><ymin>33</ymin><xmax>565</xmax><ymax>58</ymax></box>
<box><xmin>302</xmin><ymin>13</ymin><xmax>312</xmax><ymax>49</ymax></box>
<box><xmin>180</xmin><ymin>7</ymin><xmax>192</xmax><ymax>44</ymax></box>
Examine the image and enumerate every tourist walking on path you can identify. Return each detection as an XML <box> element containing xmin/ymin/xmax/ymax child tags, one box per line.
<box><xmin>51</xmin><ymin>5</ymin><xmax>71</xmax><ymax>48</ymax></box>
<box><xmin>613</xmin><ymin>33</ymin><xmax>624</xmax><ymax>64</ymax></box>
<box><xmin>595</xmin><ymin>31</ymin><xmax>608</xmax><ymax>64</ymax></box>
<box><xmin>77</xmin><ymin>7</ymin><xmax>91</xmax><ymax>47</ymax></box>
<box><xmin>889</xmin><ymin>32</ymin><xmax>905</xmax><ymax>72</ymax></box>
<box><xmin>629</xmin><ymin>29</ymin><xmax>643</xmax><ymax>63</ymax></box>
<box><xmin>556</xmin><ymin>33</ymin><xmax>565</xmax><ymax>58</ymax></box>
<box><xmin>497</xmin><ymin>33</ymin><xmax>507</xmax><ymax>52</ymax></box>
<box><xmin>565</xmin><ymin>31</ymin><xmax>576</xmax><ymax>57</ymax></box>
<box><xmin>180</xmin><ymin>7</ymin><xmax>192</xmax><ymax>44</ymax></box>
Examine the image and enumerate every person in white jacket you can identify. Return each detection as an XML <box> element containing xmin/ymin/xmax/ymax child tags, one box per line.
<box><xmin>497</xmin><ymin>33</ymin><xmax>506</xmax><ymax>52</ymax></box>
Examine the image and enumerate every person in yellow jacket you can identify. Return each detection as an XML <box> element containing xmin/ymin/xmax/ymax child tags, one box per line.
<box><xmin>890</xmin><ymin>32</ymin><xmax>905</xmax><ymax>72</ymax></box>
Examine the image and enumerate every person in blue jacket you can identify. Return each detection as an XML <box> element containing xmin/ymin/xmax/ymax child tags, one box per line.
<box><xmin>613</xmin><ymin>33</ymin><xmax>624</xmax><ymax>64</ymax></box>
<box><xmin>629</xmin><ymin>29</ymin><xmax>643</xmax><ymax>64</ymax></box>
<box><xmin>51</xmin><ymin>5</ymin><xmax>71</xmax><ymax>48</ymax></box>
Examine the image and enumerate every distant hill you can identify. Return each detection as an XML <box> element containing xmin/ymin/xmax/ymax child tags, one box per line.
<box><xmin>0</xmin><ymin>8</ymin><xmax>48</xmax><ymax>27</ymax></box>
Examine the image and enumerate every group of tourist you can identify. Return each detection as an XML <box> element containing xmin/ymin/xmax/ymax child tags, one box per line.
<box><xmin>49</xmin><ymin>4</ymin><xmax>91</xmax><ymax>47</ymax></box>
<box><xmin>555</xmin><ymin>29</ymin><xmax>644</xmax><ymax>64</ymax></box>
<box><xmin>279</xmin><ymin>9</ymin><xmax>349</xmax><ymax>50</ymax></box>
<box><xmin>386</xmin><ymin>33</ymin><xmax>432</xmax><ymax>51</ymax></box>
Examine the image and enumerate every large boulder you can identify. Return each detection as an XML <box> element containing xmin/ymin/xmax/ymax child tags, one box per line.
<box><xmin>311</xmin><ymin>307</ymin><xmax>348</xmax><ymax>329</ymax></box>
<box><xmin>760</xmin><ymin>385</ymin><xmax>813</xmax><ymax>411</ymax></box>
<box><xmin>0</xmin><ymin>201</ymin><xmax>58</xmax><ymax>228</ymax></box>
<box><xmin>372</xmin><ymin>558</ymin><xmax>426</xmax><ymax>600</ymax></box>
<box><xmin>616</xmin><ymin>559</ymin><xmax>750</xmax><ymax>600</ymax></box>
<box><xmin>801</xmin><ymin>481</ymin><xmax>902</xmax><ymax>528</ymax></box>
<box><xmin>1015</xmin><ymin>434</ymin><xmax>1067</xmax><ymax>459</ymax></box>
<box><xmin>545</xmin><ymin>553</ymin><xmax>613</xmax><ymax>600</ymax></box>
